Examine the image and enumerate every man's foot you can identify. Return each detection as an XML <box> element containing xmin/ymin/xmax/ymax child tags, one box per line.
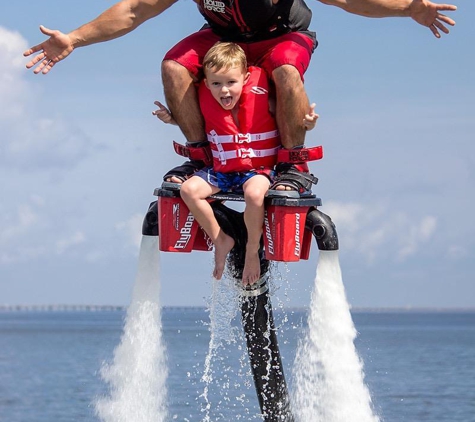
<box><xmin>213</xmin><ymin>233</ymin><xmax>235</xmax><ymax>280</ymax></box>
<box><xmin>162</xmin><ymin>160</ymin><xmax>206</xmax><ymax>184</ymax></box>
<box><xmin>162</xmin><ymin>141</ymin><xmax>212</xmax><ymax>183</ymax></box>
<box><xmin>166</xmin><ymin>175</ymin><xmax>186</xmax><ymax>183</ymax></box>
<box><xmin>267</xmin><ymin>163</ymin><xmax>318</xmax><ymax>197</ymax></box>
<box><xmin>242</xmin><ymin>249</ymin><xmax>261</xmax><ymax>286</ymax></box>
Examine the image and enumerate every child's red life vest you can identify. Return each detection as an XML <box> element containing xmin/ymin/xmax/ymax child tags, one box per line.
<box><xmin>199</xmin><ymin>66</ymin><xmax>280</xmax><ymax>173</ymax></box>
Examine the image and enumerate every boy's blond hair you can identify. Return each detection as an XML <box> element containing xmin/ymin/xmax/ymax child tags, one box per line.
<box><xmin>203</xmin><ymin>42</ymin><xmax>247</xmax><ymax>76</ymax></box>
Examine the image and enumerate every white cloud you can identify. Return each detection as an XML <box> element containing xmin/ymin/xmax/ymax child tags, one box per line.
<box><xmin>0</xmin><ymin>196</ymin><xmax>87</xmax><ymax>264</ymax></box>
<box><xmin>0</xmin><ymin>197</ymin><xmax>45</xmax><ymax>263</ymax></box>
<box><xmin>0</xmin><ymin>26</ymin><xmax>97</xmax><ymax>171</ymax></box>
<box><xmin>446</xmin><ymin>245</ymin><xmax>469</xmax><ymax>260</ymax></box>
<box><xmin>323</xmin><ymin>201</ymin><xmax>438</xmax><ymax>264</ymax></box>
<box><xmin>55</xmin><ymin>231</ymin><xmax>86</xmax><ymax>255</ymax></box>
<box><xmin>0</xmin><ymin>27</ymin><xmax>28</xmax><ymax>118</ymax></box>
<box><xmin>0</xmin><ymin>202</ymin><xmax>40</xmax><ymax>244</ymax></box>
<box><xmin>397</xmin><ymin>215</ymin><xmax>437</xmax><ymax>260</ymax></box>
<box><xmin>85</xmin><ymin>249</ymin><xmax>108</xmax><ymax>263</ymax></box>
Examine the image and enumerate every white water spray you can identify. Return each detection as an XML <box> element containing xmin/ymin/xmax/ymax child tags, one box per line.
<box><xmin>95</xmin><ymin>235</ymin><xmax>168</xmax><ymax>422</ymax></box>
<box><xmin>293</xmin><ymin>250</ymin><xmax>379</xmax><ymax>422</ymax></box>
<box><xmin>200</xmin><ymin>277</ymin><xmax>241</xmax><ymax>421</ymax></box>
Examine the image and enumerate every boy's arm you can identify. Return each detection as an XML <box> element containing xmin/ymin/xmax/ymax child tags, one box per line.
<box><xmin>24</xmin><ymin>0</ymin><xmax>178</xmax><ymax>74</ymax></box>
<box><xmin>153</xmin><ymin>101</ymin><xmax>178</xmax><ymax>125</ymax></box>
<box><xmin>304</xmin><ymin>103</ymin><xmax>319</xmax><ymax>131</ymax></box>
<box><xmin>317</xmin><ymin>0</ymin><xmax>456</xmax><ymax>38</ymax></box>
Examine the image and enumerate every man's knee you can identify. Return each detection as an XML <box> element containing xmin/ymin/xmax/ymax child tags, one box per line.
<box><xmin>271</xmin><ymin>65</ymin><xmax>302</xmax><ymax>87</ymax></box>
<box><xmin>161</xmin><ymin>60</ymin><xmax>193</xmax><ymax>83</ymax></box>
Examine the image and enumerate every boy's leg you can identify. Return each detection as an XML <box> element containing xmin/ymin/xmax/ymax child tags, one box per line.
<box><xmin>241</xmin><ymin>175</ymin><xmax>271</xmax><ymax>285</ymax></box>
<box><xmin>180</xmin><ymin>177</ymin><xmax>235</xmax><ymax>280</ymax></box>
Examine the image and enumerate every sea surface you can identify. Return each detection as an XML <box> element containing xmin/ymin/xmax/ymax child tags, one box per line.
<box><xmin>0</xmin><ymin>308</ymin><xmax>474</xmax><ymax>422</ymax></box>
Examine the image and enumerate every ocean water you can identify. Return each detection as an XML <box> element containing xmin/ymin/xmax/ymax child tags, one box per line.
<box><xmin>0</xmin><ymin>307</ymin><xmax>474</xmax><ymax>422</ymax></box>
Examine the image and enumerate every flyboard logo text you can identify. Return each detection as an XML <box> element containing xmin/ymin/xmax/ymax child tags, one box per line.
<box><xmin>264</xmin><ymin>211</ymin><xmax>274</xmax><ymax>255</ymax></box>
<box><xmin>173</xmin><ymin>203</ymin><xmax>195</xmax><ymax>249</ymax></box>
<box><xmin>172</xmin><ymin>203</ymin><xmax>180</xmax><ymax>230</ymax></box>
<box><xmin>294</xmin><ymin>213</ymin><xmax>301</xmax><ymax>257</ymax></box>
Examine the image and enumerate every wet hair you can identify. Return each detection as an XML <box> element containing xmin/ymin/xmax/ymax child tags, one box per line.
<box><xmin>203</xmin><ymin>42</ymin><xmax>247</xmax><ymax>76</ymax></box>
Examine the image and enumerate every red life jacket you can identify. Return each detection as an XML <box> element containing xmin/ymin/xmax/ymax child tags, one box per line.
<box><xmin>199</xmin><ymin>66</ymin><xmax>280</xmax><ymax>173</ymax></box>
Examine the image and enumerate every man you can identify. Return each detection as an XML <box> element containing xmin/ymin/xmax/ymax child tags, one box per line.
<box><xmin>24</xmin><ymin>0</ymin><xmax>456</xmax><ymax>191</ymax></box>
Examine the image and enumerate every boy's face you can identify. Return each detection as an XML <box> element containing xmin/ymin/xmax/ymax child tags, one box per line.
<box><xmin>204</xmin><ymin>66</ymin><xmax>250</xmax><ymax>110</ymax></box>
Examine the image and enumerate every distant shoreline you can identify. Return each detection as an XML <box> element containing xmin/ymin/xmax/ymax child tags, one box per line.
<box><xmin>0</xmin><ymin>304</ymin><xmax>474</xmax><ymax>313</ymax></box>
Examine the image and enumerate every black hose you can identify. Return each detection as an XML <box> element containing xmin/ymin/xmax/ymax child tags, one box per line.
<box><xmin>241</xmin><ymin>284</ymin><xmax>295</xmax><ymax>421</ymax></box>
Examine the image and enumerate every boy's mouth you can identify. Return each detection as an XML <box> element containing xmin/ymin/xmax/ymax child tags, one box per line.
<box><xmin>221</xmin><ymin>96</ymin><xmax>233</xmax><ymax>107</ymax></box>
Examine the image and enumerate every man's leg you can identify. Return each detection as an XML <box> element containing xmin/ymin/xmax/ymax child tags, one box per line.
<box><xmin>161</xmin><ymin>60</ymin><xmax>208</xmax><ymax>183</ymax></box>
<box><xmin>180</xmin><ymin>177</ymin><xmax>235</xmax><ymax>280</ymax></box>
<box><xmin>160</xmin><ymin>30</ymin><xmax>219</xmax><ymax>183</ymax></box>
<box><xmin>270</xmin><ymin>64</ymin><xmax>320</xmax><ymax>192</ymax></box>
<box><xmin>248</xmin><ymin>33</ymin><xmax>319</xmax><ymax>194</ymax></box>
<box><xmin>272</xmin><ymin>64</ymin><xmax>310</xmax><ymax>149</ymax></box>
<box><xmin>161</xmin><ymin>60</ymin><xmax>206</xmax><ymax>143</ymax></box>
<box><xmin>241</xmin><ymin>175</ymin><xmax>270</xmax><ymax>285</ymax></box>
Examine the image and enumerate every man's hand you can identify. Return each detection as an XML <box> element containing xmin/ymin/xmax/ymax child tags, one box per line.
<box><xmin>153</xmin><ymin>101</ymin><xmax>177</xmax><ymax>125</ymax></box>
<box><xmin>23</xmin><ymin>25</ymin><xmax>74</xmax><ymax>74</ymax></box>
<box><xmin>304</xmin><ymin>103</ymin><xmax>319</xmax><ymax>131</ymax></box>
<box><xmin>410</xmin><ymin>0</ymin><xmax>456</xmax><ymax>38</ymax></box>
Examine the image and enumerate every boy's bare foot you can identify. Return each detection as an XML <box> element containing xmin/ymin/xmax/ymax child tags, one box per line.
<box><xmin>242</xmin><ymin>249</ymin><xmax>261</xmax><ymax>285</ymax></box>
<box><xmin>213</xmin><ymin>232</ymin><xmax>235</xmax><ymax>280</ymax></box>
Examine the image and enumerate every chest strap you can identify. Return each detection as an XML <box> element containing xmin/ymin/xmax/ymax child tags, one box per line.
<box><xmin>213</xmin><ymin>146</ymin><xmax>279</xmax><ymax>163</ymax></box>
<box><xmin>207</xmin><ymin>130</ymin><xmax>279</xmax><ymax>145</ymax></box>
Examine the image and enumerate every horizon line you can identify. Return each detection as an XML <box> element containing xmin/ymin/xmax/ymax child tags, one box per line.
<box><xmin>1</xmin><ymin>304</ymin><xmax>474</xmax><ymax>313</ymax></box>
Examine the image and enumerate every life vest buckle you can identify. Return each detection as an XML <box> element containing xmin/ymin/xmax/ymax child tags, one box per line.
<box><xmin>238</xmin><ymin>148</ymin><xmax>253</xmax><ymax>159</ymax></box>
<box><xmin>235</xmin><ymin>133</ymin><xmax>251</xmax><ymax>144</ymax></box>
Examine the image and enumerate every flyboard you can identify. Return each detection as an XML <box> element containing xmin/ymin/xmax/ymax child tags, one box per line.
<box><xmin>142</xmin><ymin>145</ymin><xmax>338</xmax><ymax>421</ymax></box>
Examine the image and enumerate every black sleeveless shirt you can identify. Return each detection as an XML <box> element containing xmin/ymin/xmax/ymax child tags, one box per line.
<box><xmin>197</xmin><ymin>0</ymin><xmax>316</xmax><ymax>44</ymax></box>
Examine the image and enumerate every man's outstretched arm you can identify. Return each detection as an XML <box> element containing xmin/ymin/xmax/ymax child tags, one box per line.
<box><xmin>24</xmin><ymin>0</ymin><xmax>177</xmax><ymax>74</ymax></box>
<box><xmin>318</xmin><ymin>0</ymin><xmax>457</xmax><ymax>38</ymax></box>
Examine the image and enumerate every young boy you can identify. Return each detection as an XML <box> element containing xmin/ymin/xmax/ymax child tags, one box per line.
<box><xmin>154</xmin><ymin>42</ymin><xmax>318</xmax><ymax>285</ymax></box>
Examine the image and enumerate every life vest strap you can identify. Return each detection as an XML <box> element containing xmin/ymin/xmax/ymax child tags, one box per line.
<box><xmin>277</xmin><ymin>146</ymin><xmax>323</xmax><ymax>163</ymax></box>
<box><xmin>173</xmin><ymin>141</ymin><xmax>213</xmax><ymax>166</ymax></box>
<box><xmin>207</xmin><ymin>130</ymin><xmax>279</xmax><ymax>144</ymax></box>
<box><xmin>213</xmin><ymin>146</ymin><xmax>279</xmax><ymax>163</ymax></box>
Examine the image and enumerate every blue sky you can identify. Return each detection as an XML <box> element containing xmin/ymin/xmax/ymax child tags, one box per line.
<box><xmin>0</xmin><ymin>0</ymin><xmax>473</xmax><ymax>308</ymax></box>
